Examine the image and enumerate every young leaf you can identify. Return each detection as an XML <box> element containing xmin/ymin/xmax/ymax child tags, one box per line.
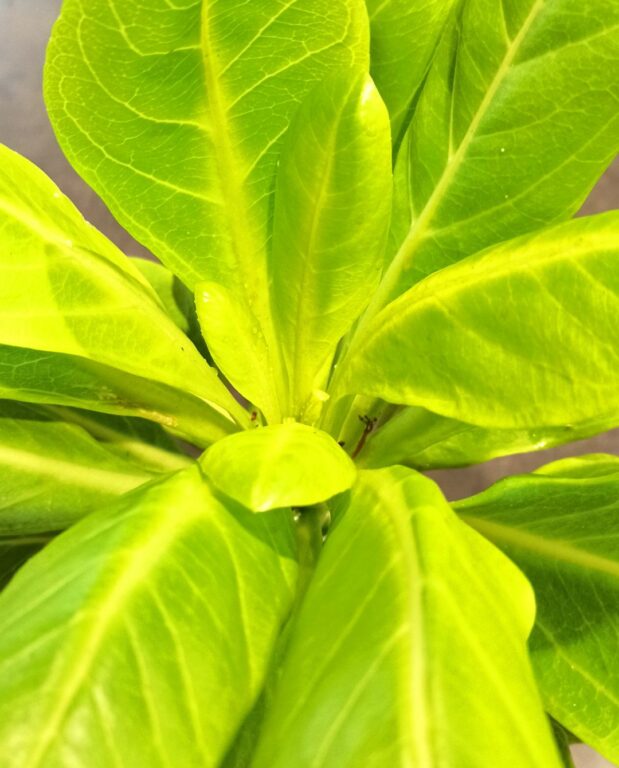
<box><xmin>201</xmin><ymin>423</ymin><xmax>356</xmax><ymax>512</ymax></box>
<box><xmin>365</xmin><ymin>0</ymin><xmax>459</xmax><ymax>147</ymax></box>
<box><xmin>252</xmin><ymin>467</ymin><xmax>561</xmax><ymax>767</ymax></box>
<box><xmin>45</xmin><ymin>0</ymin><xmax>369</xmax><ymax>420</ymax></box>
<box><xmin>455</xmin><ymin>455</ymin><xmax>619</xmax><ymax>763</ymax></box>
<box><xmin>379</xmin><ymin>0</ymin><xmax>619</xmax><ymax>304</ymax></box>
<box><xmin>0</xmin><ymin>401</ymin><xmax>154</xmax><ymax>535</ymax></box>
<box><xmin>0</xmin><ymin>345</ymin><xmax>236</xmax><ymax>448</ymax></box>
<box><xmin>358</xmin><ymin>405</ymin><xmax>618</xmax><ymax>470</ymax></box>
<box><xmin>270</xmin><ymin>70</ymin><xmax>392</xmax><ymax>421</ymax></box>
<box><xmin>0</xmin><ymin>145</ymin><xmax>244</xmax><ymax>426</ymax></box>
<box><xmin>0</xmin><ymin>465</ymin><xmax>298</xmax><ymax>767</ymax></box>
<box><xmin>343</xmin><ymin>214</ymin><xmax>619</xmax><ymax>430</ymax></box>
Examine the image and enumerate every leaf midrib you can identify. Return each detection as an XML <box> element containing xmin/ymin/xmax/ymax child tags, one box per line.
<box><xmin>370</xmin><ymin>0</ymin><xmax>546</xmax><ymax>310</ymax></box>
<box><xmin>0</xmin><ymin>443</ymin><xmax>151</xmax><ymax>495</ymax></box>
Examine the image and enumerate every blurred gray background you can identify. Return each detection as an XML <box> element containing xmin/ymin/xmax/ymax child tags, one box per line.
<box><xmin>0</xmin><ymin>1</ymin><xmax>617</xmax><ymax>765</ymax></box>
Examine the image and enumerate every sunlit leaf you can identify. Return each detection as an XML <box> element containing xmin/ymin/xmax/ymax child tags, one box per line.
<box><xmin>455</xmin><ymin>455</ymin><xmax>619</xmax><ymax>762</ymax></box>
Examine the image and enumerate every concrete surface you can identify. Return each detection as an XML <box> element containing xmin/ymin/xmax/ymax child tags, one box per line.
<box><xmin>1</xmin><ymin>1</ymin><xmax>618</xmax><ymax>766</ymax></box>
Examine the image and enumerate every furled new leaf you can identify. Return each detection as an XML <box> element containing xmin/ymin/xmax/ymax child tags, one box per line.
<box><xmin>455</xmin><ymin>454</ymin><xmax>619</xmax><ymax>763</ymax></box>
<box><xmin>0</xmin><ymin>465</ymin><xmax>298</xmax><ymax>767</ymax></box>
<box><xmin>201</xmin><ymin>423</ymin><xmax>356</xmax><ymax>512</ymax></box>
<box><xmin>252</xmin><ymin>467</ymin><xmax>561</xmax><ymax>767</ymax></box>
<box><xmin>365</xmin><ymin>0</ymin><xmax>458</xmax><ymax>147</ymax></box>
<box><xmin>270</xmin><ymin>70</ymin><xmax>391</xmax><ymax>421</ymax></box>
<box><xmin>0</xmin><ymin>401</ymin><xmax>154</xmax><ymax>534</ymax></box>
<box><xmin>358</xmin><ymin>405</ymin><xmax>618</xmax><ymax>469</ymax></box>
<box><xmin>379</xmin><ymin>0</ymin><xmax>619</xmax><ymax>304</ymax></box>
<box><xmin>343</xmin><ymin>214</ymin><xmax>619</xmax><ymax>430</ymax></box>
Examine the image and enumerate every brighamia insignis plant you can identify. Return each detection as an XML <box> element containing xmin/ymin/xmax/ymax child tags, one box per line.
<box><xmin>0</xmin><ymin>0</ymin><xmax>618</xmax><ymax>765</ymax></box>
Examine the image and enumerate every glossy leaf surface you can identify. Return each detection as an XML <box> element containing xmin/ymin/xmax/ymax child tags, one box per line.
<box><xmin>201</xmin><ymin>423</ymin><xmax>356</xmax><ymax>512</ymax></box>
<box><xmin>0</xmin><ymin>145</ymin><xmax>244</xmax><ymax>426</ymax></box>
<box><xmin>365</xmin><ymin>0</ymin><xmax>458</xmax><ymax>146</ymax></box>
<box><xmin>344</xmin><ymin>214</ymin><xmax>619</xmax><ymax>429</ymax></box>
<box><xmin>253</xmin><ymin>467</ymin><xmax>561</xmax><ymax>767</ymax></box>
<box><xmin>0</xmin><ymin>401</ymin><xmax>154</xmax><ymax>535</ymax></box>
<box><xmin>455</xmin><ymin>455</ymin><xmax>619</xmax><ymax>763</ymax></box>
<box><xmin>270</xmin><ymin>70</ymin><xmax>391</xmax><ymax>422</ymax></box>
<box><xmin>359</xmin><ymin>405</ymin><xmax>617</xmax><ymax>469</ymax></box>
<box><xmin>0</xmin><ymin>466</ymin><xmax>298</xmax><ymax>767</ymax></box>
<box><xmin>381</xmin><ymin>0</ymin><xmax>619</xmax><ymax>302</ymax></box>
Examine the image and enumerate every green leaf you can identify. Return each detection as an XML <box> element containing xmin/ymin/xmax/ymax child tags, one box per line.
<box><xmin>0</xmin><ymin>400</ymin><xmax>155</xmax><ymax>535</ymax></box>
<box><xmin>252</xmin><ymin>467</ymin><xmax>561</xmax><ymax>767</ymax></box>
<box><xmin>343</xmin><ymin>214</ymin><xmax>619</xmax><ymax>429</ymax></box>
<box><xmin>0</xmin><ymin>145</ymin><xmax>244</xmax><ymax>423</ymax></box>
<box><xmin>552</xmin><ymin>721</ymin><xmax>576</xmax><ymax>768</ymax></box>
<box><xmin>37</xmin><ymin>405</ymin><xmax>192</xmax><ymax>474</ymax></box>
<box><xmin>269</xmin><ymin>70</ymin><xmax>392</xmax><ymax>422</ymax></box>
<box><xmin>365</xmin><ymin>0</ymin><xmax>458</xmax><ymax>147</ymax></box>
<box><xmin>0</xmin><ymin>536</ymin><xmax>51</xmax><ymax>590</ymax></box>
<box><xmin>200</xmin><ymin>423</ymin><xmax>356</xmax><ymax>512</ymax></box>
<box><xmin>0</xmin><ymin>344</ymin><xmax>237</xmax><ymax>448</ymax></box>
<box><xmin>45</xmin><ymin>0</ymin><xmax>369</xmax><ymax>421</ymax></box>
<box><xmin>358</xmin><ymin>405</ymin><xmax>618</xmax><ymax>469</ymax></box>
<box><xmin>454</xmin><ymin>455</ymin><xmax>619</xmax><ymax>762</ymax></box>
<box><xmin>378</xmin><ymin>0</ymin><xmax>619</xmax><ymax>305</ymax></box>
<box><xmin>0</xmin><ymin>465</ymin><xmax>298</xmax><ymax>767</ymax></box>
<box><xmin>130</xmin><ymin>257</ymin><xmax>194</xmax><ymax>335</ymax></box>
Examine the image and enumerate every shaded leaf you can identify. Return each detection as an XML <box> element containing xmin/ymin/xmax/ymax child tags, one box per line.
<box><xmin>0</xmin><ymin>344</ymin><xmax>237</xmax><ymax>447</ymax></box>
<box><xmin>359</xmin><ymin>405</ymin><xmax>618</xmax><ymax>470</ymax></box>
<box><xmin>365</xmin><ymin>0</ymin><xmax>458</xmax><ymax>147</ymax></box>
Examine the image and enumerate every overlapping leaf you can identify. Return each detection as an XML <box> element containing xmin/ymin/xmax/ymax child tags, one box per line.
<box><xmin>378</xmin><ymin>0</ymin><xmax>619</xmax><ymax>305</ymax></box>
<box><xmin>343</xmin><ymin>214</ymin><xmax>619</xmax><ymax>430</ymax></box>
<box><xmin>0</xmin><ymin>344</ymin><xmax>236</xmax><ymax>447</ymax></box>
<box><xmin>34</xmin><ymin>405</ymin><xmax>191</xmax><ymax>474</ymax></box>
<box><xmin>0</xmin><ymin>401</ymin><xmax>155</xmax><ymax>535</ymax></box>
<box><xmin>0</xmin><ymin>146</ymin><xmax>245</xmax><ymax>436</ymax></box>
<box><xmin>455</xmin><ymin>455</ymin><xmax>619</xmax><ymax>763</ymax></box>
<box><xmin>252</xmin><ymin>467</ymin><xmax>561</xmax><ymax>767</ymax></box>
<box><xmin>359</xmin><ymin>405</ymin><xmax>618</xmax><ymax>470</ymax></box>
<box><xmin>45</xmin><ymin>0</ymin><xmax>369</xmax><ymax>420</ymax></box>
<box><xmin>0</xmin><ymin>466</ymin><xmax>298</xmax><ymax>767</ymax></box>
<box><xmin>365</xmin><ymin>0</ymin><xmax>458</xmax><ymax>147</ymax></box>
<box><xmin>269</xmin><ymin>70</ymin><xmax>391</xmax><ymax>421</ymax></box>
